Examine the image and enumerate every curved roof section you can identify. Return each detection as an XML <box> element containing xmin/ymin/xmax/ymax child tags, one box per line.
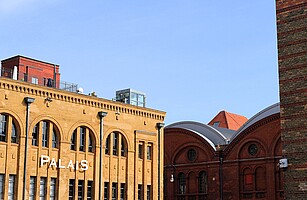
<box><xmin>166</xmin><ymin>121</ymin><xmax>236</xmax><ymax>150</ymax></box>
<box><xmin>230</xmin><ymin>103</ymin><xmax>280</xmax><ymax>141</ymax></box>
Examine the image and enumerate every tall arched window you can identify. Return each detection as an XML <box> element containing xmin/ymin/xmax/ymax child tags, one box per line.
<box><xmin>178</xmin><ymin>172</ymin><xmax>186</xmax><ymax>195</ymax></box>
<box><xmin>198</xmin><ymin>171</ymin><xmax>207</xmax><ymax>194</ymax></box>
<box><xmin>31</xmin><ymin>120</ymin><xmax>59</xmax><ymax>148</ymax></box>
<box><xmin>0</xmin><ymin>113</ymin><xmax>19</xmax><ymax>143</ymax></box>
<box><xmin>105</xmin><ymin>132</ymin><xmax>127</xmax><ymax>157</ymax></box>
<box><xmin>70</xmin><ymin>126</ymin><xmax>95</xmax><ymax>153</ymax></box>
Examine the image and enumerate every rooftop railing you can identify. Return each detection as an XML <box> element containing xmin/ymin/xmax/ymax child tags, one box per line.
<box><xmin>0</xmin><ymin>68</ymin><xmax>79</xmax><ymax>93</ymax></box>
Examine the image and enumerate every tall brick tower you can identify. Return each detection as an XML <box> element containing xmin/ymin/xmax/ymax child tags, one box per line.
<box><xmin>276</xmin><ymin>0</ymin><xmax>307</xmax><ymax>199</ymax></box>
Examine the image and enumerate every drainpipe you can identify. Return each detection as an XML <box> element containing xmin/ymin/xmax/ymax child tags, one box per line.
<box><xmin>157</xmin><ymin>122</ymin><xmax>164</xmax><ymax>200</ymax></box>
<box><xmin>23</xmin><ymin>97</ymin><xmax>35</xmax><ymax>200</ymax></box>
<box><xmin>98</xmin><ymin>111</ymin><xmax>108</xmax><ymax>200</ymax></box>
<box><xmin>216</xmin><ymin>145</ymin><xmax>224</xmax><ymax>200</ymax></box>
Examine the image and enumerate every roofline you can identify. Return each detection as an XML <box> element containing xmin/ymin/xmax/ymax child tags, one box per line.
<box><xmin>1</xmin><ymin>55</ymin><xmax>59</xmax><ymax>66</ymax></box>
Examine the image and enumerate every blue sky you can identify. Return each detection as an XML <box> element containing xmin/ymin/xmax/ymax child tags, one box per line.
<box><xmin>0</xmin><ymin>0</ymin><xmax>279</xmax><ymax>125</ymax></box>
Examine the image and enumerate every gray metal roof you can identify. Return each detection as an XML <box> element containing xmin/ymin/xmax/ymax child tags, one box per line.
<box><xmin>231</xmin><ymin>103</ymin><xmax>280</xmax><ymax>140</ymax></box>
<box><xmin>166</xmin><ymin>103</ymin><xmax>280</xmax><ymax>150</ymax></box>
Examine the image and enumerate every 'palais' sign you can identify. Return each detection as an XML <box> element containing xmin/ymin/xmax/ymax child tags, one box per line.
<box><xmin>40</xmin><ymin>155</ymin><xmax>89</xmax><ymax>171</ymax></box>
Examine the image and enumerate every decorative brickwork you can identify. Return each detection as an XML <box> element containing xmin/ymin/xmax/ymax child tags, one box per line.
<box><xmin>276</xmin><ymin>0</ymin><xmax>307</xmax><ymax>199</ymax></box>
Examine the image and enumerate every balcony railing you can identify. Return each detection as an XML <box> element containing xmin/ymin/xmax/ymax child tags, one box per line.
<box><xmin>0</xmin><ymin>68</ymin><xmax>79</xmax><ymax>93</ymax></box>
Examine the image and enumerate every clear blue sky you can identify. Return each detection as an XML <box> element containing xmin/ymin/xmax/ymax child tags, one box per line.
<box><xmin>0</xmin><ymin>0</ymin><xmax>279</xmax><ymax>125</ymax></box>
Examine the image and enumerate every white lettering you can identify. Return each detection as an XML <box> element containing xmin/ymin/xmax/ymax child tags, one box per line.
<box><xmin>40</xmin><ymin>155</ymin><xmax>50</xmax><ymax>167</ymax></box>
<box><xmin>40</xmin><ymin>155</ymin><xmax>89</xmax><ymax>171</ymax></box>
<box><xmin>80</xmin><ymin>160</ymin><xmax>88</xmax><ymax>171</ymax></box>
<box><xmin>49</xmin><ymin>158</ymin><xmax>57</xmax><ymax>168</ymax></box>
<box><xmin>67</xmin><ymin>160</ymin><xmax>74</xmax><ymax>170</ymax></box>
<box><xmin>58</xmin><ymin>159</ymin><xmax>66</xmax><ymax>169</ymax></box>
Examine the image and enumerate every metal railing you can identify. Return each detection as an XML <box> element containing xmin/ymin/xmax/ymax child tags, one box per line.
<box><xmin>1</xmin><ymin>68</ymin><xmax>79</xmax><ymax>93</ymax></box>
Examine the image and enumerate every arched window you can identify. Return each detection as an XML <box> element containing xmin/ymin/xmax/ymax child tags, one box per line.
<box><xmin>198</xmin><ymin>171</ymin><xmax>207</xmax><ymax>194</ymax></box>
<box><xmin>243</xmin><ymin>168</ymin><xmax>253</xmax><ymax>192</ymax></box>
<box><xmin>0</xmin><ymin>114</ymin><xmax>19</xmax><ymax>143</ymax></box>
<box><xmin>70</xmin><ymin>126</ymin><xmax>95</xmax><ymax>153</ymax></box>
<box><xmin>31</xmin><ymin>120</ymin><xmax>59</xmax><ymax>148</ymax></box>
<box><xmin>178</xmin><ymin>172</ymin><xmax>186</xmax><ymax>195</ymax></box>
<box><xmin>105</xmin><ymin>132</ymin><xmax>127</xmax><ymax>157</ymax></box>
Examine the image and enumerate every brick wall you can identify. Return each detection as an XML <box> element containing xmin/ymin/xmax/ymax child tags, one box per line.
<box><xmin>276</xmin><ymin>0</ymin><xmax>307</xmax><ymax>199</ymax></box>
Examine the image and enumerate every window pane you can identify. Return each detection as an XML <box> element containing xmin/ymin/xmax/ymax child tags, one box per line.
<box><xmin>69</xmin><ymin>180</ymin><xmax>75</xmax><ymax>200</ymax></box>
<box><xmin>42</xmin><ymin>121</ymin><xmax>48</xmax><ymax>147</ymax></box>
<box><xmin>112</xmin><ymin>183</ymin><xmax>117</xmax><ymax>200</ymax></box>
<box><xmin>121</xmin><ymin>137</ymin><xmax>126</xmax><ymax>157</ymax></box>
<box><xmin>105</xmin><ymin>135</ymin><xmax>110</xmax><ymax>155</ymax></box>
<box><xmin>8</xmin><ymin>175</ymin><xmax>15</xmax><ymax>200</ymax></box>
<box><xmin>78</xmin><ymin>180</ymin><xmax>84</xmax><ymax>200</ymax></box>
<box><xmin>138</xmin><ymin>184</ymin><xmax>143</xmax><ymax>200</ymax></box>
<box><xmin>147</xmin><ymin>185</ymin><xmax>151</xmax><ymax>200</ymax></box>
<box><xmin>80</xmin><ymin>127</ymin><xmax>85</xmax><ymax>151</ymax></box>
<box><xmin>0</xmin><ymin>114</ymin><xmax>7</xmax><ymax>142</ymax></box>
<box><xmin>104</xmin><ymin>182</ymin><xmax>109</xmax><ymax>200</ymax></box>
<box><xmin>52</xmin><ymin>129</ymin><xmax>57</xmax><ymax>148</ymax></box>
<box><xmin>32</xmin><ymin>124</ymin><xmax>38</xmax><ymax>146</ymax></box>
<box><xmin>120</xmin><ymin>183</ymin><xmax>125</xmax><ymax>200</ymax></box>
<box><xmin>29</xmin><ymin>176</ymin><xmax>36</xmax><ymax>200</ymax></box>
<box><xmin>70</xmin><ymin>131</ymin><xmax>76</xmax><ymax>150</ymax></box>
<box><xmin>0</xmin><ymin>174</ymin><xmax>4</xmax><ymax>200</ymax></box>
<box><xmin>147</xmin><ymin>145</ymin><xmax>152</xmax><ymax>160</ymax></box>
<box><xmin>139</xmin><ymin>143</ymin><xmax>143</xmax><ymax>159</ymax></box>
<box><xmin>39</xmin><ymin>177</ymin><xmax>46</xmax><ymax>200</ymax></box>
<box><xmin>87</xmin><ymin>181</ymin><xmax>93</xmax><ymax>200</ymax></box>
<box><xmin>11</xmin><ymin>122</ymin><xmax>17</xmax><ymax>143</ymax></box>
<box><xmin>50</xmin><ymin>178</ymin><xmax>56</xmax><ymax>200</ymax></box>
<box><xmin>88</xmin><ymin>134</ymin><xmax>93</xmax><ymax>152</ymax></box>
<box><xmin>113</xmin><ymin>132</ymin><xmax>118</xmax><ymax>156</ymax></box>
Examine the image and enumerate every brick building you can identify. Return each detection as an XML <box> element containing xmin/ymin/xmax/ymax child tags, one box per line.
<box><xmin>0</xmin><ymin>56</ymin><xmax>166</xmax><ymax>200</ymax></box>
<box><xmin>276</xmin><ymin>0</ymin><xmax>307</xmax><ymax>199</ymax></box>
<box><xmin>164</xmin><ymin>104</ymin><xmax>283</xmax><ymax>199</ymax></box>
<box><xmin>1</xmin><ymin>55</ymin><xmax>61</xmax><ymax>89</ymax></box>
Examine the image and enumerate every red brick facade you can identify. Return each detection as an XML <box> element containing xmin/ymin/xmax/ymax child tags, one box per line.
<box><xmin>1</xmin><ymin>55</ymin><xmax>60</xmax><ymax>88</ymax></box>
<box><xmin>164</xmin><ymin>105</ymin><xmax>283</xmax><ymax>200</ymax></box>
<box><xmin>276</xmin><ymin>0</ymin><xmax>307</xmax><ymax>198</ymax></box>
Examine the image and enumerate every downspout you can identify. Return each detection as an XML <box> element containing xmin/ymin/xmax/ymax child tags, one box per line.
<box><xmin>98</xmin><ymin>111</ymin><xmax>108</xmax><ymax>200</ymax></box>
<box><xmin>219</xmin><ymin>156</ymin><xmax>223</xmax><ymax>200</ymax></box>
<box><xmin>23</xmin><ymin>97</ymin><xmax>35</xmax><ymax>200</ymax></box>
<box><xmin>157</xmin><ymin>123</ymin><xmax>165</xmax><ymax>200</ymax></box>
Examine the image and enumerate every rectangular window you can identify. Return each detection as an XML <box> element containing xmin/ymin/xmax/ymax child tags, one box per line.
<box><xmin>147</xmin><ymin>185</ymin><xmax>151</xmax><ymax>200</ymax></box>
<box><xmin>120</xmin><ymin>183</ymin><xmax>125</xmax><ymax>200</ymax></box>
<box><xmin>138</xmin><ymin>184</ymin><xmax>143</xmax><ymax>200</ymax></box>
<box><xmin>138</xmin><ymin>143</ymin><xmax>143</xmax><ymax>159</ymax></box>
<box><xmin>87</xmin><ymin>181</ymin><xmax>93</xmax><ymax>200</ymax></box>
<box><xmin>50</xmin><ymin>178</ymin><xmax>56</xmax><ymax>200</ymax></box>
<box><xmin>42</xmin><ymin>121</ymin><xmax>48</xmax><ymax>147</ymax></box>
<box><xmin>39</xmin><ymin>177</ymin><xmax>47</xmax><ymax>200</ymax></box>
<box><xmin>80</xmin><ymin>127</ymin><xmax>85</xmax><ymax>151</ymax></box>
<box><xmin>32</xmin><ymin>124</ymin><xmax>38</xmax><ymax>146</ymax></box>
<box><xmin>29</xmin><ymin>176</ymin><xmax>36</xmax><ymax>200</ymax></box>
<box><xmin>11</xmin><ymin>123</ymin><xmax>17</xmax><ymax>143</ymax></box>
<box><xmin>113</xmin><ymin>132</ymin><xmax>118</xmax><ymax>156</ymax></box>
<box><xmin>78</xmin><ymin>180</ymin><xmax>84</xmax><ymax>200</ymax></box>
<box><xmin>0</xmin><ymin>114</ymin><xmax>7</xmax><ymax>142</ymax></box>
<box><xmin>8</xmin><ymin>175</ymin><xmax>15</xmax><ymax>200</ymax></box>
<box><xmin>147</xmin><ymin>144</ymin><xmax>152</xmax><ymax>160</ymax></box>
<box><xmin>68</xmin><ymin>179</ymin><xmax>75</xmax><ymax>200</ymax></box>
<box><xmin>32</xmin><ymin>77</ymin><xmax>39</xmax><ymax>84</ymax></box>
<box><xmin>112</xmin><ymin>183</ymin><xmax>117</xmax><ymax>200</ymax></box>
<box><xmin>0</xmin><ymin>174</ymin><xmax>4</xmax><ymax>200</ymax></box>
<box><xmin>104</xmin><ymin>182</ymin><xmax>109</xmax><ymax>200</ymax></box>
